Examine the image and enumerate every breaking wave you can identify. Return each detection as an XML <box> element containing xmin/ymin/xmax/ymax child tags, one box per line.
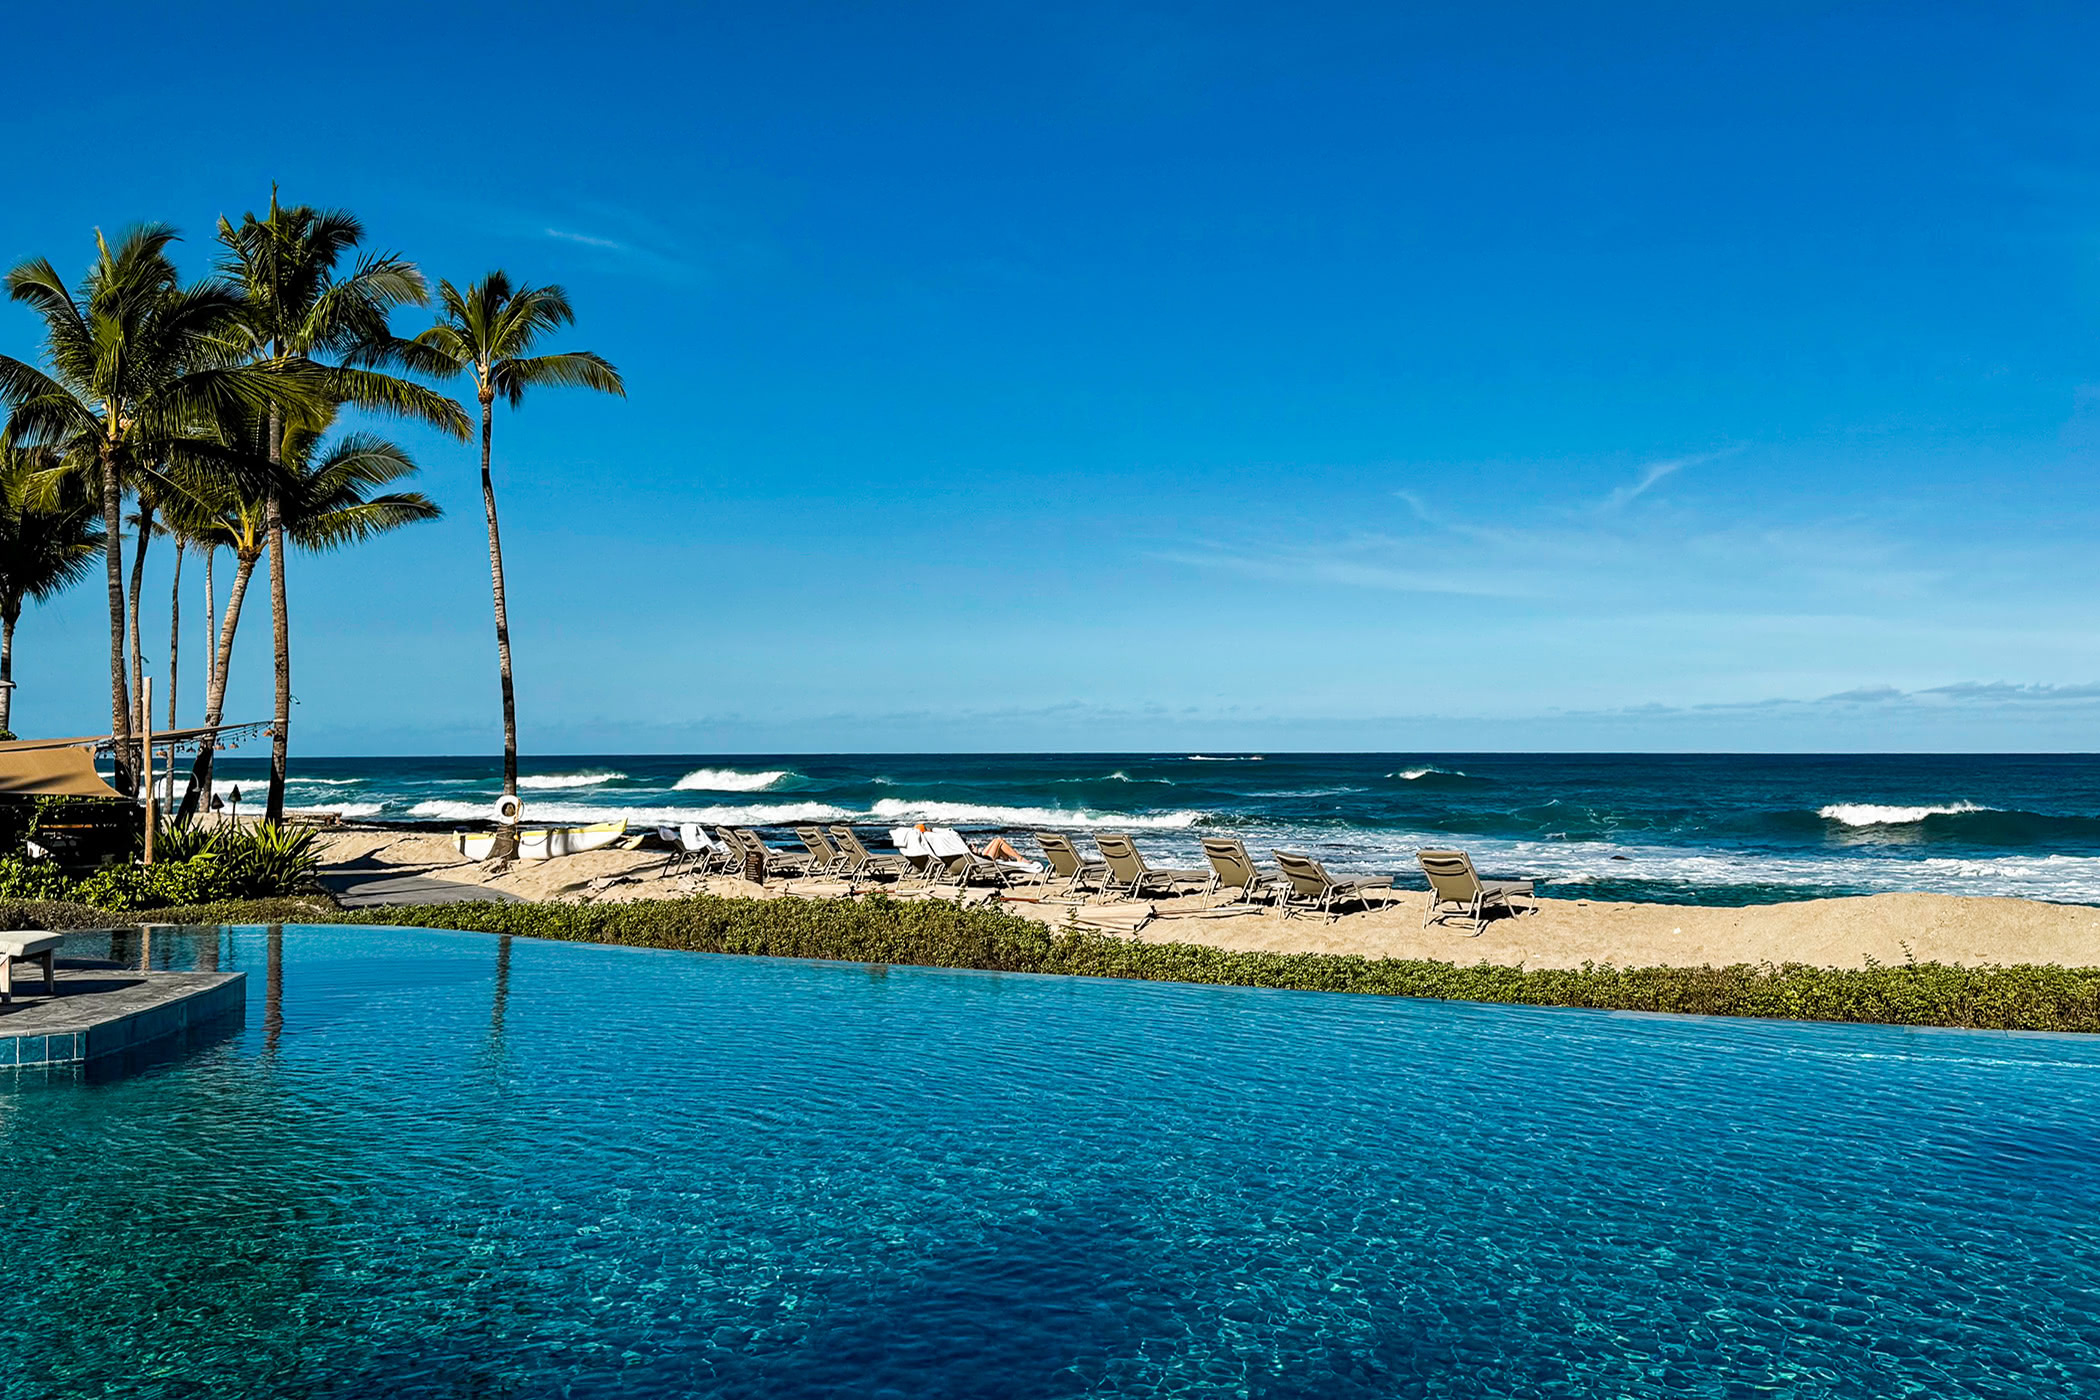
<box><xmin>517</xmin><ymin>771</ymin><xmax>625</xmax><ymax>790</ymax></box>
<box><xmin>1819</xmin><ymin>802</ymin><xmax>1991</xmax><ymax>827</ymax></box>
<box><xmin>867</xmin><ymin>799</ymin><xmax>1202</xmax><ymax>830</ymax></box>
<box><xmin>673</xmin><ymin>768</ymin><xmax>791</xmax><ymax>792</ymax></box>
<box><xmin>407</xmin><ymin>798</ymin><xmax>851</xmax><ymax>826</ymax></box>
<box><xmin>290</xmin><ymin>801</ymin><xmax>385</xmax><ymax>819</ymax></box>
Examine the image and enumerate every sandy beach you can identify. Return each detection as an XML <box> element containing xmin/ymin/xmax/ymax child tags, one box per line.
<box><xmin>314</xmin><ymin>828</ymin><xmax>2100</xmax><ymax>971</ymax></box>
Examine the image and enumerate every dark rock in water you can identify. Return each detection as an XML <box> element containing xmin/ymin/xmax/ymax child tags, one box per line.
<box><xmin>1611</xmin><ymin>855</ymin><xmax>1630</xmax><ymax>861</ymax></box>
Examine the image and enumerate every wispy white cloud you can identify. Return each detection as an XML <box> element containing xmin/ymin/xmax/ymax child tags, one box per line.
<box><xmin>1153</xmin><ymin>542</ymin><xmax>1532</xmax><ymax>597</ymax></box>
<box><xmin>1597</xmin><ymin>445</ymin><xmax>1740</xmax><ymax>512</ymax></box>
<box><xmin>543</xmin><ymin>227</ymin><xmax>626</xmax><ymax>250</ymax></box>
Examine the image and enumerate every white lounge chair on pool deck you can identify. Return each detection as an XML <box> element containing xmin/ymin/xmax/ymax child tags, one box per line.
<box><xmin>1417</xmin><ymin>849</ymin><xmax>1537</xmax><ymax>930</ymax></box>
<box><xmin>0</xmin><ymin>931</ymin><xmax>60</xmax><ymax>1003</ymax></box>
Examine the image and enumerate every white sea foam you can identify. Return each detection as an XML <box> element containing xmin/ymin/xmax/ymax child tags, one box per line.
<box><xmin>1391</xmin><ymin>768</ymin><xmax>1463</xmax><ymax>781</ymax></box>
<box><xmin>517</xmin><ymin>771</ymin><xmax>625</xmax><ymax>790</ymax></box>
<box><xmin>673</xmin><ymin>768</ymin><xmax>790</xmax><ymax>792</ymax></box>
<box><xmin>290</xmin><ymin>801</ymin><xmax>385</xmax><ymax>819</ymax></box>
<box><xmin>406</xmin><ymin>798</ymin><xmax>852</xmax><ymax>826</ymax></box>
<box><xmin>1187</xmin><ymin>755</ymin><xmax>1262</xmax><ymax>762</ymax></box>
<box><xmin>1818</xmin><ymin>802</ymin><xmax>1990</xmax><ymax>827</ymax></box>
<box><xmin>867</xmin><ymin>798</ymin><xmax>1202</xmax><ymax>830</ymax></box>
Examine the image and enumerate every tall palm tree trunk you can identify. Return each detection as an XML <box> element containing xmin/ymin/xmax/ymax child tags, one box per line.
<box><xmin>265</xmin><ymin>494</ymin><xmax>289</xmax><ymax>825</ymax></box>
<box><xmin>127</xmin><ymin>500</ymin><xmax>154</xmax><ymax>722</ymax></box>
<box><xmin>168</xmin><ymin>539</ymin><xmax>183</xmax><ymax>730</ymax></box>
<box><xmin>204</xmin><ymin>545</ymin><xmax>216</xmax><ymax>699</ymax></box>
<box><xmin>167</xmin><ymin>539</ymin><xmax>183</xmax><ymax>807</ymax></box>
<box><xmin>179</xmin><ymin>551</ymin><xmax>255</xmax><ymax>822</ymax></box>
<box><xmin>100</xmin><ymin>444</ymin><xmax>134</xmax><ymax>795</ymax></box>
<box><xmin>265</xmin><ymin>400</ymin><xmax>290</xmax><ymax>826</ymax></box>
<box><xmin>0</xmin><ymin>602</ymin><xmax>17</xmax><ymax>737</ymax></box>
<box><xmin>480</xmin><ymin>396</ymin><xmax>520</xmax><ymax>851</ymax></box>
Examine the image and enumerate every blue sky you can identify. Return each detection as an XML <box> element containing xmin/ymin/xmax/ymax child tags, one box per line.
<box><xmin>6</xmin><ymin>1</ymin><xmax>2100</xmax><ymax>752</ymax></box>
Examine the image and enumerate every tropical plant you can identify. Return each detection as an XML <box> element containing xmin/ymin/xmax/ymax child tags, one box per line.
<box><xmin>153</xmin><ymin>816</ymin><xmax>219</xmax><ymax>863</ymax></box>
<box><xmin>214</xmin><ymin>821</ymin><xmax>322</xmax><ymax>894</ymax></box>
<box><xmin>0</xmin><ymin>226</ymin><xmax>282</xmax><ymax>792</ymax></box>
<box><xmin>0</xmin><ymin>445</ymin><xmax>103</xmax><ymax>735</ymax></box>
<box><xmin>215</xmin><ymin>191</ymin><xmax>467</xmax><ymax>823</ymax></box>
<box><xmin>412</xmin><ymin>273</ymin><xmax>624</xmax><ymax>843</ymax></box>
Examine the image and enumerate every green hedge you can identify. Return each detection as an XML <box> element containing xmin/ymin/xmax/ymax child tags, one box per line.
<box><xmin>0</xmin><ymin>896</ymin><xmax>337</xmax><ymax>931</ymax></box>
<box><xmin>12</xmin><ymin>890</ymin><xmax>2100</xmax><ymax>1032</ymax></box>
<box><xmin>329</xmin><ymin>895</ymin><xmax>2100</xmax><ymax>1034</ymax></box>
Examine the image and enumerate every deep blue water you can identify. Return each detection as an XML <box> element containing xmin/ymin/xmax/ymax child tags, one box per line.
<box><xmin>188</xmin><ymin>751</ymin><xmax>2100</xmax><ymax>904</ymax></box>
<box><xmin>5</xmin><ymin>924</ymin><xmax>2100</xmax><ymax>1397</ymax></box>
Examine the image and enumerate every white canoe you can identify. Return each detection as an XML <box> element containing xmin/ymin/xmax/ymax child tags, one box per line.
<box><xmin>454</xmin><ymin>819</ymin><xmax>628</xmax><ymax>862</ymax></box>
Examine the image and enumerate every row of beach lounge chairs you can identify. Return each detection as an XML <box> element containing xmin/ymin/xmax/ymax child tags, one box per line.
<box><xmin>655</xmin><ymin>823</ymin><xmax>1536</xmax><ymax>928</ymax></box>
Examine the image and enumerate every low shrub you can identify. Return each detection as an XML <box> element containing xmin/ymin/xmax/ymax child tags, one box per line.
<box><xmin>0</xmin><ymin>854</ymin><xmax>81</xmax><ymax>902</ymax></box>
<box><xmin>332</xmin><ymin>895</ymin><xmax>2100</xmax><ymax>1034</ymax></box>
<box><xmin>18</xmin><ymin>884</ymin><xmax>2100</xmax><ymax>1033</ymax></box>
<box><xmin>0</xmin><ymin>822</ymin><xmax>324</xmax><ymax>912</ymax></box>
<box><xmin>211</xmin><ymin>823</ymin><xmax>322</xmax><ymax>896</ymax></box>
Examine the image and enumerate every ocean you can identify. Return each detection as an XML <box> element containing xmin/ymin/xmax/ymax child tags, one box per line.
<box><xmin>178</xmin><ymin>752</ymin><xmax>2100</xmax><ymax>907</ymax></box>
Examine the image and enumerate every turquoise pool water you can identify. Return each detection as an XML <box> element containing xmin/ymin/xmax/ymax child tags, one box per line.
<box><xmin>5</xmin><ymin>926</ymin><xmax>2099</xmax><ymax>1398</ymax></box>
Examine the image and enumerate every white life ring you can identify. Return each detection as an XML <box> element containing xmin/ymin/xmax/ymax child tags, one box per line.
<box><xmin>492</xmin><ymin>793</ymin><xmax>524</xmax><ymax>824</ymax></box>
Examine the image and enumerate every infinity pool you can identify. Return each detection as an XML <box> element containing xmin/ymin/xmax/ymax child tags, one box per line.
<box><xmin>3</xmin><ymin>925</ymin><xmax>2098</xmax><ymax>1398</ymax></box>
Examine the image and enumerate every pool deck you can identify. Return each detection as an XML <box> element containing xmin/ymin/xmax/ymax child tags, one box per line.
<box><xmin>0</xmin><ymin>963</ymin><xmax>245</xmax><ymax>1067</ymax></box>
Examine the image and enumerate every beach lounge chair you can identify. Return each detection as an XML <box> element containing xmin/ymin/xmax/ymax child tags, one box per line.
<box><xmin>714</xmin><ymin>827</ymin><xmax>757</xmax><ymax>876</ymax></box>
<box><xmin>732</xmin><ymin>828</ymin><xmax>811</xmax><ymax>878</ymax></box>
<box><xmin>1271</xmin><ymin>850</ymin><xmax>1397</xmax><ymax>922</ymax></box>
<box><xmin>888</xmin><ymin>826</ymin><xmax>940</xmax><ymax>881</ymax></box>
<box><xmin>923</xmin><ymin>828</ymin><xmax>1016</xmax><ymax>887</ymax></box>
<box><xmin>1417</xmin><ymin>850</ymin><xmax>1537</xmax><ymax>930</ymax></box>
<box><xmin>829</xmin><ymin>826</ymin><xmax>911</xmax><ymax>881</ymax></box>
<box><xmin>1094</xmin><ymin>833</ymin><xmax>1209</xmax><ymax>899</ymax></box>
<box><xmin>751</xmin><ymin>827</ymin><xmax>815</xmax><ymax>876</ymax></box>
<box><xmin>664</xmin><ymin>823</ymin><xmax>720</xmax><ymax>877</ymax></box>
<box><xmin>795</xmin><ymin>825</ymin><xmax>844</xmax><ymax>878</ymax></box>
<box><xmin>1199</xmin><ymin>836</ymin><xmax>1288</xmax><ymax>909</ymax></box>
<box><xmin>1034</xmin><ymin>831</ymin><xmax>1107</xmax><ymax>897</ymax></box>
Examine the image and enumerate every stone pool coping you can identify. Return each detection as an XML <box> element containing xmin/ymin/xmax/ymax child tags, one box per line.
<box><xmin>0</xmin><ymin>967</ymin><xmax>245</xmax><ymax>1067</ymax></box>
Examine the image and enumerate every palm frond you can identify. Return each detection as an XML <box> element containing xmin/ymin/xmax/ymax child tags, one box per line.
<box><xmin>323</xmin><ymin>366</ymin><xmax>471</xmax><ymax>439</ymax></box>
<box><xmin>491</xmin><ymin>351</ymin><xmax>625</xmax><ymax>407</ymax></box>
<box><xmin>288</xmin><ymin>493</ymin><xmax>441</xmax><ymax>552</ymax></box>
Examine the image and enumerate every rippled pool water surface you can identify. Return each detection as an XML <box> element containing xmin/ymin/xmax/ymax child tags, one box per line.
<box><xmin>5</xmin><ymin>926</ymin><xmax>2099</xmax><ymax>1398</ymax></box>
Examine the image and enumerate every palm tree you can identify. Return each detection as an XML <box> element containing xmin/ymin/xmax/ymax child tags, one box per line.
<box><xmin>126</xmin><ymin>495</ymin><xmax>160</xmax><ymax>719</ymax></box>
<box><xmin>413</xmin><ymin>273</ymin><xmax>624</xmax><ymax>841</ymax></box>
<box><xmin>216</xmin><ymin>191</ymin><xmax>467</xmax><ymax>821</ymax></box>
<box><xmin>0</xmin><ymin>226</ymin><xmax>276</xmax><ymax>792</ymax></box>
<box><xmin>157</xmin><ymin>410</ymin><xmax>440</xmax><ymax>820</ymax></box>
<box><xmin>157</xmin><ymin>452</ymin><xmax>265</xmax><ymax>820</ymax></box>
<box><xmin>0</xmin><ymin>447</ymin><xmax>103</xmax><ymax>736</ymax></box>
